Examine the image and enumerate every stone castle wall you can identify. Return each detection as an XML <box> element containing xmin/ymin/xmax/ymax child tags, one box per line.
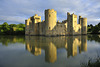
<box><xmin>25</xmin><ymin>9</ymin><xmax>87</xmax><ymax>36</ymax></box>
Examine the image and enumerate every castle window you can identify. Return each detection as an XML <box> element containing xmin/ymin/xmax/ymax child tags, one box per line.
<box><xmin>38</xmin><ymin>23</ymin><xmax>39</xmax><ymax>27</ymax></box>
<box><xmin>79</xmin><ymin>29</ymin><xmax>80</xmax><ymax>32</ymax></box>
<box><xmin>49</xmin><ymin>15</ymin><xmax>51</xmax><ymax>17</ymax></box>
<box><xmin>49</xmin><ymin>27</ymin><xmax>50</xmax><ymax>30</ymax></box>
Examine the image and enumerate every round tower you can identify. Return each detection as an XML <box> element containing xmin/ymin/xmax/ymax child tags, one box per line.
<box><xmin>45</xmin><ymin>9</ymin><xmax>57</xmax><ymax>35</ymax></box>
<box><xmin>81</xmin><ymin>18</ymin><xmax>87</xmax><ymax>34</ymax></box>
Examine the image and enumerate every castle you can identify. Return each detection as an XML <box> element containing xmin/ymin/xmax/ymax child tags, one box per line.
<box><xmin>25</xmin><ymin>9</ymin><xmax>87</xmax><ymax>36</ymax></box>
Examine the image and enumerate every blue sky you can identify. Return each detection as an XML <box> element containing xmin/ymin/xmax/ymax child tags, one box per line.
<box><xmin>0</xmin><ymin>0</ymin><xmax>100</xmax><ymax>25</ymax></box>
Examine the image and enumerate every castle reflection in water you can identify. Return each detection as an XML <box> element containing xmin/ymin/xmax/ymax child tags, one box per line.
<box><xmin>25</xmin><ymin>36</ymin><xmax>87</xmax><ymax>63</ymax></box>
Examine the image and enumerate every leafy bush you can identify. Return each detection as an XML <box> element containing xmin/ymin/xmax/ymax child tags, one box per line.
<box><xmin>0</xmin><ymin>22</ymin><xmax>25</xmax><ymax>35</ymax></box>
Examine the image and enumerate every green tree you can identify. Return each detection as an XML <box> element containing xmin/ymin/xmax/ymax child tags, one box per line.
<box><xmin>98</xmin><ymin>22</ymin><xmax>100</xmax><ymax>27</ymax></box>
<box><xmin>90</xmin><ymin>24</ymin><xmax>93</xmax><ymax>28</ymax></box>
<box><xmin>92</xmin><ymin>25</ymin><xmax>99</xmax><ymax>34</ymax></box>
<box><xmin>98</xmin><ymin>22</ymin><xmax>100</xmax><ymax>31</ymax></box>
<box><xmin>16</xmin><ymin>23</ymin><xmax>25</xmax><ymax>35</ymax></box>
<box><xmin>17</xmin><ymin>23</ymin><xmax>25</xmax><ymax>28</ymax></box>
<box><xmin>0</xmin><ymin>22</ymin><xmax>25</xmax><ymax>35</ymax></box>
<box><xmin>2</xmin><ymin>22</ymin><xmax>10</xmax><ymax>34</ymax></box>
<box><xmin>9</xmin><ymin>24</ymin><xmax>17</xmax><ymax>34</ymax></box>
<box><xmin>88</xmin><ymin>25</ymin><xmax>90</xmax><ymax>27</ymax></box>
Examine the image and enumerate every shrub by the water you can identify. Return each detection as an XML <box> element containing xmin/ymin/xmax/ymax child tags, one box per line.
<box><xmin>0</xmin><ymin>22</ymin><xmax>25</xmax><ymax>35</ymax></box>
<box><xmin>87</xmin><ymin>22</ymin><xmax>100</xmax><ymax>34</ymax></box>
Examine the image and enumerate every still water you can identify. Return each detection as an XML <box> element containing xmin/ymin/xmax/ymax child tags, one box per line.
<box><xmin>0</xmin><ymin>35</ymin><xmax>100</xmax><ymax>67</ymax></box>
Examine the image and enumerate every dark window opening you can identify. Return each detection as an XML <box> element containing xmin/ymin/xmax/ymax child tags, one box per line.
<box><xmin>49</xmin><ymin>27</ymin><xmax>50</xmax><ymax>30</ymax></box>
<box><xmin>49</xmin><ymin>15</ymin><xmax>51</xmax><ymax>17</ymax></box>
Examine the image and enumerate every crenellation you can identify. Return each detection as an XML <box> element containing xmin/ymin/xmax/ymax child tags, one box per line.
<box><xmin>25</xmin><ymin>9</ymin><xmax>87</xmax><ymax>36</ymax></box>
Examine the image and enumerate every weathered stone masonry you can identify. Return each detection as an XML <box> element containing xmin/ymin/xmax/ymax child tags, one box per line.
<box><xmin>25</xmin><ymin>9</ymin><xmax>87</xmax><ymax>36</ymax></box>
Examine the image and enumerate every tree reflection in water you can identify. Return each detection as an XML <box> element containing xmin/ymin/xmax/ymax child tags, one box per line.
<box><xmin>88</xmin><ymin>34</ymin><xmax>100</xmax><ymax>43</ymax></box>
<box><xmin>0</xmin><ymin>35</ymin><xmax>25</xmax><ymax>46</ymax></box>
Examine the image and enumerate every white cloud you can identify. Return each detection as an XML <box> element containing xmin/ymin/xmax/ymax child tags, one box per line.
<box><xmin>0</xmin><ymin>15</ymin><xmax>26</xmax><ymax>23</ymax></box>
<box><xmin>0</xmin><ymin>0</ymin><xmax>100</xmax><ymax>25</ymax></box>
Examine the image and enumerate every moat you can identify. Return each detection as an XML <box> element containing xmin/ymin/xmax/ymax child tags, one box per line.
<box><xmin>0</xmin><ymin>35</ymin><xmax>100</xmax><ymax>67</ymax></box>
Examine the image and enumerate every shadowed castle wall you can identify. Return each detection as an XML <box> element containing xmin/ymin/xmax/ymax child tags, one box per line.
<box><xmin>67</xmin><ymin>12</ymin><xmax>73</xmax><ymax>35</ymax></box>
<box><xmin>81</xmin><ymin>18</ymin><xmax>87</xmax><ymax>34</ymax></box>
<box><xmin>25</xmin><ymin>18</ymin><xmax>31</xmax><ymax>35</ymax></box>
<box><xmin>39</xmin><ymin>21</ymin><xmax>45</xmax><ymax>35</ymax></box>
<box><xmin>30</xmin><ymin>14</ymin><xmax>41</xmax><ymax>35</ymax></box>
<box><xmin>50</xmin><ymin>22</ymin><xmax>67</xmax><ymax>36</ymax></box>
<box><xmin>29</xmin><ymin>17</ymin><xmax>32</xmax><ymax>35</ymax></box>
<box><xmin>67</xmin><ymin>13</ymin><xmax>81</xmax><ymax>35</ymax></box>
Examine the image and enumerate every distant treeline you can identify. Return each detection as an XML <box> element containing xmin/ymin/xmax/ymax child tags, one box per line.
<box><xmin>87</xmin><ymin>22</ymin><xmax>100</xmax><ymax>34</ymax></box>
<box><xmin>0</xmin><ymin>22</ymin><xmax>25</xmax><ymax>35</ymax></box>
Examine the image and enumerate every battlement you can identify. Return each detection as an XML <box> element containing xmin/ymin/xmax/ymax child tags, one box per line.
<box><xmin>25</xmin><ymin>9</ymin><xmax>87</xmax><ymax>36</ymax></box>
